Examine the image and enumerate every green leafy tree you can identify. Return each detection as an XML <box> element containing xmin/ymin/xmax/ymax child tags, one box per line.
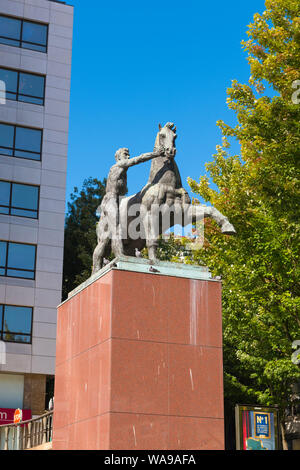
<box><xmin>62</xmin><ymin>177</ymin><xmax>106</xmax><ymax>300</ymax></box>
<box><xmin>188</xmin><ymin>0</ymin><xmax>300</xmax><ymax>446</ymax></box>
<box><xmin>145</xmin><ymin>233</ymin><xmax>195</xmax><ymax>263</ymax></box>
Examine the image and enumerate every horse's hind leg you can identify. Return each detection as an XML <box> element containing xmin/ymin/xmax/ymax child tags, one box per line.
<box><xmin>143</xmin><ymin>212</ymin><xmax>159</xmax><ymax>262</ymax></box>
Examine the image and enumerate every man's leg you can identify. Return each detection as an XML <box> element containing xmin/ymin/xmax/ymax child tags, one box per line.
<box><xmin>106</xmin><ymin>199</ymin><xmax>124</xmax><ymax>258</ymax></box>
<box><xmin>92</xmin><ymin>217</ymin><xmax>110</xmax><ymax>273</ymax></box>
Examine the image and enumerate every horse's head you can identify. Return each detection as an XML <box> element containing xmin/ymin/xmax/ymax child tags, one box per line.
<box><xmin>154</xmin><ymin>122</ymin><xmax>177</xmax><ymax>157</ymax></box>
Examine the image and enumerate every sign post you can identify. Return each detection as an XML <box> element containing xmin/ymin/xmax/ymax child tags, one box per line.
<box><xmin>13</xmin><ymin>408</ymin><xmax>22</xmax><ymax>450</ymax></box>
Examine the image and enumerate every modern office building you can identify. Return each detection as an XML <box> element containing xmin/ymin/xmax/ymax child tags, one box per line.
<box><xmin>0</xmin><ymin>0</ymin><xmax>73</xmax><ymax>420</ymax></box>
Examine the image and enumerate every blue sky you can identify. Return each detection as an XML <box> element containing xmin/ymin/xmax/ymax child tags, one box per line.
<box><xmin>66</xmin><ymin>0</ymin><xmax>266</xmax><ymax>208</ymax></box>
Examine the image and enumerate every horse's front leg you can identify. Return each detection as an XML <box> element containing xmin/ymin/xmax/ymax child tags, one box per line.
<box><xmin>206</xmin><ymin>206</ymin><xmax>236</xmax><ymax>234</ymax></box>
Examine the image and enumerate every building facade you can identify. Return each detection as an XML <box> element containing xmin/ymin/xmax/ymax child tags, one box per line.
<box><xmin>0</xmin><ymin>0</ymin><xmax>73</xmax><ymax>419</ymax></box>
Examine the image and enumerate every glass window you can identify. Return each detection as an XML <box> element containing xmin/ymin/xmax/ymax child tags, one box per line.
<box><xmin>18</xmin><ymin>72</ymin><xmax>45</xmax><ymax>105</ymax></box>
<box><xmin>0</xmin><ymin>241</ymin><xmax>7</xmax><ymax>276</ymax></box>
<box><xmin>11</xmin><ymin>183</ymin><xmax>39</xmax><ymax>218</ymax></box>
<box><xmin>1</xmin><ymin>305</ymin><xmax>33</xmax><ymax>344</ymax></box>
<box><xmin>0</xmin><ymin>15</ymin><xmax>48</xmax><ymax>53</ymax></box>
<box><xmin>0</xmin><ymin>123</ymin><xmax>14</xmax><ymax>156</ymax></box>
<box><xmin>0</xmin><ymin>241</ymin><xmax>36</xmax><ymax>279</ymax></box>
<box><xmin>15</xmin><ymin>126</ymin><xmax>42</xmax><ymax>159</ymax></box>
<box><xmin>0</xmin><ymin>181</ymin><xmax>39</xmax><ymax>218</ymax></box>
<box><xmin>0</xmin><ymin>123</ymin><xmax>42</xmax><ymax>160</ymax></box>
<box><xmin>22</xmin><ymin>21</ymin><xmax>48</xmax><ymax>53</ymax></box>
<box><xmin>0</xmin><ymin>16</ymin><xmax>21</xmax><ymax>47</ymax></box>
<box><xmin>0</xmin><ymin>181</ymin><xmax>10</xmax><ymax>215</ymax></box>
<box><xmin>0</xmin><ymin>68</ymin><xmax>18</xmax><ymax>101</ymax></box>
<box><xmin>0</xmin><ymin>68</ymin><xmax>45</xmax><ymax>105</ymax></box>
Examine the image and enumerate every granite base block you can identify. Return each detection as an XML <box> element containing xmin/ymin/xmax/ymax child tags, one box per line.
<box><xmin>52</xmin><ymin>258</ymin><xmax>224</xmax><ymax>450</ymax></box>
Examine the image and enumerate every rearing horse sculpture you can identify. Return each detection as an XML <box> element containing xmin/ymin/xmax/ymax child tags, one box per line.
<box><xmin>92</xmin><ymin>122</ymin><xmax>235</xmax><ymax>272</ymax></box>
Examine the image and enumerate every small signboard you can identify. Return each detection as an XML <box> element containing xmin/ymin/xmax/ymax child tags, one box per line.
<box><xmin>254</xmin><ymin>412</ymin><xmax>271</xmax><ymax>439</ymax></box>
<box><xmin>235</xmin><ymin>405</ymin><xmax>279</xmax><ymax>450</ymax></box>
<box><xmin>13</xmin><ymin>408</ymin><xmax>22</xmax><ymax>424</ymax></box>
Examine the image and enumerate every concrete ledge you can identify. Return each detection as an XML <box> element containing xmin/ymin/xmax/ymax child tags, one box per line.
<box><xmin>26</xmin><ymin>442</ymin><xmax>52</xmax><ymax>450</ymax></box>
<box><xmin>64</xmin><ymin>255</ymin><xmax>213</xmax><ymax>303</ymax></box>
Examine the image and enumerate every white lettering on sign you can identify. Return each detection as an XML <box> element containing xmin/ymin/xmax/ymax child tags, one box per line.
<box><xmin>0</xmin><ymin>411</ymin><xmax>8</xmax><ymax>420</ymax></box>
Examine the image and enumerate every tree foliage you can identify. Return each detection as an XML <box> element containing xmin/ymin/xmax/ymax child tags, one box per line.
<box><xmin>188</xmin><ymin>0</ymin><xmax>300</xmax><ymax>429</ymax></box>
<box><xmin>148</xmin><ymin>233</ymin><xmax>194</xmax><ymax>262</ymax></box>
<box><xmin>62</xmin><ymin>177</ymin><xmax>106</xmax><ymax>300</ymax></box>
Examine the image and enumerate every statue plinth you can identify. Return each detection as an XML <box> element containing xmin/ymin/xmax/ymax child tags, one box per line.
<box><xmin>52</xmin><ymin>257</ymin><xmax>225</xmax><ymax>450</ymax></box>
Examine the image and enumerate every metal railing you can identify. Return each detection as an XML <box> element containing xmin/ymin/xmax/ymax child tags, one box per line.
<box><xmin>0</xmin><ymin>411</ymin><xmax>53</xmax><ymax>450</ymax></box>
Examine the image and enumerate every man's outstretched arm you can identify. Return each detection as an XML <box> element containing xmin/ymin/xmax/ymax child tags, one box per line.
<box><xmin>123</xmin><ymin>147</ymin><xmax>167</xmax><ymax>168</ymax></box>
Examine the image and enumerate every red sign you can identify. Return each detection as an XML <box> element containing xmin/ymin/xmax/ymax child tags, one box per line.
<box><xmin>0</xmin><ymin>408</ymin><xmax>31</xmax><ymax>425</ymax></box>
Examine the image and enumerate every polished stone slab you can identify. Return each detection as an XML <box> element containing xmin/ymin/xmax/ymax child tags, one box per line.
<box><xmin>53</xmin><ymin>263</ymin><xmax>224</xmax><ymax>450</ymax></box>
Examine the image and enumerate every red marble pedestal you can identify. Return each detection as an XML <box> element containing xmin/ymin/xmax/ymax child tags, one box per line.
<box><xmin>52</xmin><ymin>262</ymin><xmax>224</xmax><ymax>450</ymax></box>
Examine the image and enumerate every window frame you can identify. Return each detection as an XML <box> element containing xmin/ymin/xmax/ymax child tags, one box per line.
<box><xmin>0</xmin><ymin>67</ymin><xmax>46</xmax><ymax>106</ymax></box>
<box><xmin>0</xmin><ymin>240</ymin><xmax>37</xmax><ymax>280</ymax></box>
<box><xmin>0</xmin><ymin>180</ymin><xmax>40</xmax><ymax>219</ymax></box>
<box><xmin>0</xmin><ymin>304</ymin><xmax>33</xmax><ymax>344</ymax></box>
<box><xmin>0</xmin><ymin>14</ymin><xmax>48</xmax><ymax>53</ymax></box>
<box><xmin>0</xmin><ymin>122</ymin><xmax>43</xmax><ymax>161</ymax></box>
